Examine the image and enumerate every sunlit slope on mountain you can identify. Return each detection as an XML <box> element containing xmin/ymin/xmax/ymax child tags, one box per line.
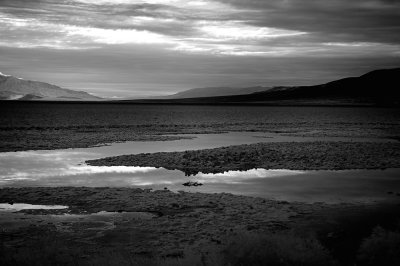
<box><xmin>153</xmin><ymin>86</ymin><xmax>271</xmax><ymax>99</ymax></box>
<box><xmin>0</xmin><ymin>73</ymin><xmax>101</xmax><ymax>101</ymax></box>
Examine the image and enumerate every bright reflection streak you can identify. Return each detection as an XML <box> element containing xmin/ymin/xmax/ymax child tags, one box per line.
<box><xmin>0</xmin><ymin>203</ymin><xmax>68</xmax><ymax>211</ymax></box>
<box><xmin>197</xmin><ymin>169</ymin><xmax>305</xmax><ymax>183</ymax></box>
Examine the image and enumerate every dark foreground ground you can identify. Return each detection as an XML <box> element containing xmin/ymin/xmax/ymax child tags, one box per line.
<box><xmin>1</xmin><ymin>187</ymin><xmax>400</xmax><ymax>266</ymax></box>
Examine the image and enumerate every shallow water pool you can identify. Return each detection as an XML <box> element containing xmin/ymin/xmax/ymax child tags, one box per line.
<box><xmin>0</xmin><ymin>131</ymin><xmax>399</xmax><ymax>203</ymax></box>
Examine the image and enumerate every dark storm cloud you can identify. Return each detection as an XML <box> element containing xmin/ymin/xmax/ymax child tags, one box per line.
<box><xmin>216</xmin><ymin>0</ymin><xmax>400</xmax><ymax>44</ymax></box>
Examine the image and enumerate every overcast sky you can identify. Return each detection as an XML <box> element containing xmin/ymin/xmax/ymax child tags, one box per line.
<box><xmin>0</xmin><ymin>0</ymin><xmax>399</xmax><ymax>98</ymax></box>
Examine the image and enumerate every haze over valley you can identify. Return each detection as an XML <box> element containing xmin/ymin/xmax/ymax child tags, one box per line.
<box><xmin>2</xmin><ymin>68</ymin><xmax>398</xmax><ymax>106</ymax></box>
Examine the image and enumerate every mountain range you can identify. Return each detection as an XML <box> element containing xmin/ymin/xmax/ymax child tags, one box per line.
<box><xmin>1</xmin><ymin>68</ymin><xmax>399</xmax><ymax>105</ymax></box>
<box><xmin>129</xmin><ymin>68</ymin><xmax>400</xmax><ymax>106</ymax></box>
<box><xmin>0</xmin><ymin>72</ymin><xmax>101</xmax><ymax>101</ymax></box>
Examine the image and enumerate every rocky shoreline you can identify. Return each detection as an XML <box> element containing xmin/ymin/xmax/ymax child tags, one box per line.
<box><xmin>87</xmin><ymin>142</ymin><xmax>400</xmax><ymax>175</ymax></box>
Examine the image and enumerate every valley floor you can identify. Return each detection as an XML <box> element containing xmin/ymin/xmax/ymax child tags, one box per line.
<box><xmin>1</xmin><ymin>104</ymin><xmax>400</xmax><ymax>265</ymax></box>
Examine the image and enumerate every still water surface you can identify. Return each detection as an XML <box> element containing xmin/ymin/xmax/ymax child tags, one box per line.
<box><xmin>1</xmin><ymin>131</ymin><xmax>399</xmax><ymax>203</ymax></box>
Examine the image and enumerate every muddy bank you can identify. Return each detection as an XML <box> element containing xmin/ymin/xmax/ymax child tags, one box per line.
<box><xmin>0</xmin><ymin>187</ymin><xmax>328</xmax><ymax>257</ymax></box>
<box><xmin>1</xmin><ymin>187</ymin><xmax>399</xmax><ymax>265</ymax></box>
<box><xmin>87</xmin><ymin>142</ymin><xmax>400</xmax><ymax>175</ymax></box>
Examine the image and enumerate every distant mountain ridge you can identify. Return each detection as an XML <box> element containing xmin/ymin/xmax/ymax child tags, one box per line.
<box><xmin>153</xmin><ymin>86</ymin><xmax>271</xmax><ymax>99</ymax></box>
<box><xmin>0</xmin><ymin>72</ymin><xmax>101</xmax><ymax>101</ymax></box>
<box><xmin>128</xmin><ymin>68</ymin><xmax>400</xmax><ymax>106</ymax></box>
<box><xmin>2</xmin><ymin>68</ymin><xmax>399</xmax><ymax>105</ymax></box>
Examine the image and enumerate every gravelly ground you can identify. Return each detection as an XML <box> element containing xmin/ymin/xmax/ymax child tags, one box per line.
<box><xmin>2</xmin><ymin>102</ymin><xmax>399</xmax><ymax>152</ymax></box>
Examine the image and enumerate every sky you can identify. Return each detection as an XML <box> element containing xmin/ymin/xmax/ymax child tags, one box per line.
<box><xmin>0</xmin><ymin>0</ymin><xmax>399</xmax><ymax>98</ymax></box>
